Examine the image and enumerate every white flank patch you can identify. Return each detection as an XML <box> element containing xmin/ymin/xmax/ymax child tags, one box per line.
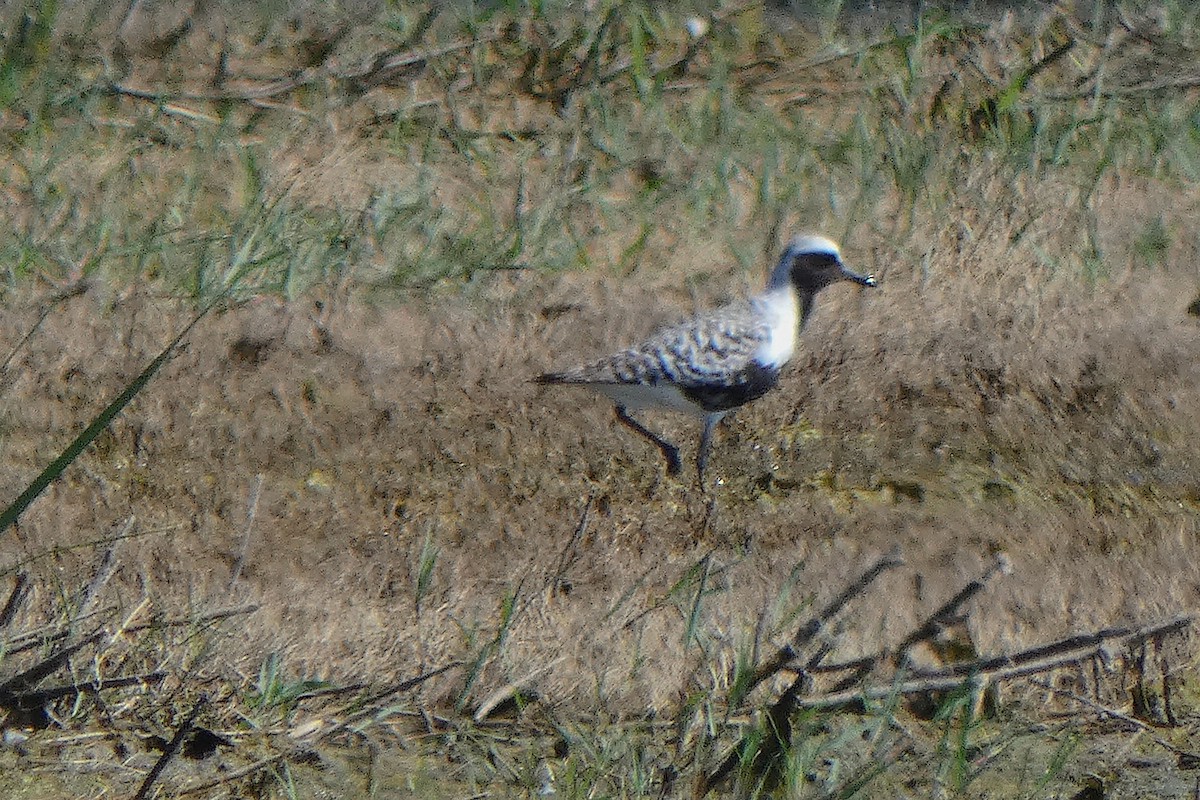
<box><xmin>753</xmin><ymin>288</ymin><xmax>799</xmax><ymax>369</ymax></box>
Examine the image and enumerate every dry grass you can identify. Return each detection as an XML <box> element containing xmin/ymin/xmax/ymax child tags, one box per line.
<box><xmin>1</xmin><ymin>1</ymin><xmax>1199</xmax><ymax>797</ymax></box>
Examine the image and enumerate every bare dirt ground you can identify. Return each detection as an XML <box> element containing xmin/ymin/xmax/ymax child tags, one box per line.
<box><xmin>2</xmin><ymin>1</ymin><xmax>1200</xmax><ymax>797</ymax></box>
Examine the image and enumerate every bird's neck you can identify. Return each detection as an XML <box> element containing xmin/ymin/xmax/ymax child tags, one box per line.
<box><xmin>756</xmin><ymin>285</ymin><xmax>814</xmax><ymax>331</ymax></box>
<box><xmin>765</xmin><ymin>264</ymin><xmax>817</xmax><ymax>327</ymax></box>
<box><xmin>798</xmin><ymin>290</ymin><xmax>815</xmax><ymax>329</ymax></box>
<box><xmin>753</xmin><ymin>287</ymin><xmax>803</xmax><ymax>369</ymax></box>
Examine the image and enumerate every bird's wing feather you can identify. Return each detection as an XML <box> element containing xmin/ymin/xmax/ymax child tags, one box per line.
<box><xmin>565</xmin><ymin>302</ymin><xmax>770</xmax><ymax>388</ymax></box>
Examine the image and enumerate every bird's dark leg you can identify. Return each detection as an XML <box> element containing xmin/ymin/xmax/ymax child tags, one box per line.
<box><xmin>696</xmin><ymin>413</ymin><xmax>721</xmax><ymax>482</ymax></box>
<box><xmin>614</xmin><ymin>405</ymin><xmax>682</xmax><ymax>476</ymax></box>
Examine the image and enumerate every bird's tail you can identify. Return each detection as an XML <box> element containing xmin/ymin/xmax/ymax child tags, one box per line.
<box><xmin>532</xmin><ymin>372</ymin><xmax>569</xmax><ymax>385</ymax></box>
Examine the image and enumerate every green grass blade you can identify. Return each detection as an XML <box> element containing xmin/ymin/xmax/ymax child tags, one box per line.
<box><xmin>0</xmin><ymin>305</ymin><xmax>213</xmax><ymax>536</ymax></box>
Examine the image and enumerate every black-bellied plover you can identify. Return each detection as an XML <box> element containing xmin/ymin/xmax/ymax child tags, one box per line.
<box><xmin>535</xmin><ymin>235</ymin><xmax>876</xmax><ymax>479</ymax></box>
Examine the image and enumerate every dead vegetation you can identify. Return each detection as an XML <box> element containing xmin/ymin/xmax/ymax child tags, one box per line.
<box><xmin>0</xmin><ymin>0</ymin><xmax>1199</xmax><ymax>797</ymax></box>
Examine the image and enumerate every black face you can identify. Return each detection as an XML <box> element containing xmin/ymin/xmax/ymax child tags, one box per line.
<box><xmin>789</xmin><ymin>252</ymin><xmax>862</xmax><ymax>292</ymax></box>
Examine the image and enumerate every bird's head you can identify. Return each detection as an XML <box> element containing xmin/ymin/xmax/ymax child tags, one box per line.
<box><xmin>768</xmin><ymin>235</ymin><xmax>876</xmax><ymax>294</ymax></box>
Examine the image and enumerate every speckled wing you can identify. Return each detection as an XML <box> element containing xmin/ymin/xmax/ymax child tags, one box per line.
<box><xmin>538</xmin><ymin>302</ymin><xmax>782</xmax><ymax>412</ymax></box>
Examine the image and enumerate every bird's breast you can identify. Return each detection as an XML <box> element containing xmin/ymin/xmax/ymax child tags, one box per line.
<box><xmin>682</xmin><ymin>363</ymin><xmax>781</xmax><ymax>412</ymax></box>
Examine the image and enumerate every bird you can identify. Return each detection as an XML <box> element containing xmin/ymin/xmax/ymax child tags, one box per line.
<box><xmin>534</xmin><ymin>235</ymin><xmax>876</xmax><ymax>480</ymax></box>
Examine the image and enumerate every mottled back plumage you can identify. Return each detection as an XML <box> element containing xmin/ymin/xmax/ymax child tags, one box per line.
<box><xmin>539</xmin><ymin>297</ymin><xmax>780</xmax><ymax>406</ymax></box>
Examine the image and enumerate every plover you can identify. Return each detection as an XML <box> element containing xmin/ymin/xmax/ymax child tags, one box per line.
<box><xmin>535</xmin><ymin>235</ymin><xmax>876</xmax><ymax>479</ymax></box>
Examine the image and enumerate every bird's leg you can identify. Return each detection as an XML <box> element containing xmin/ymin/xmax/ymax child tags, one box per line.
<box><xmin>614</xmin><ymin>405</ymin><xmax>682</xmax><ymax>476</ymax></box>
<box><xmin>696</xmin><ymin>413</ymin><xmax>721</xmax><ymax>482</ymax></box>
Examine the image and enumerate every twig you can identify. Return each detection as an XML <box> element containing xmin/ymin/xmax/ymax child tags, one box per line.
<box><xmin>228</xmin><ymin>474</ymin><xmax>263</xmax><ymax>590</ymax></box>
<box><xmin>119</xmin><ymin>604</ymin><xmax>262</xmax><ymax>635</ymax></box>
<box><xmin>546</xmin><ymin>493</ymin><xmax>592</xmax><ymax>594</ymax></box>
<box><xmin>745</xmin><ymin>548</ymin><xmax>903</xmax><ymax>696</ymax></box>
<box><xmin>0</xmin><ymin>282</ymin><xmax>90</xmax><ymax>379</ymax></box>
<box><xmin>110</xmin><ymin>596</ymin><xmax>152</xmax><ymax>645</ymax></box>
<box><xmin>0</xmin><ymin>628</ymin><xmax>105</xmax><ymax>699</ymax></box>
<box><xmin>349</xmin><ymin>661</ymin><xmax>464</xmax><ymax>715</ymax></box>
<box><xmin>176</xmin><ymin>755</ymin><xmax>285</xmax><ymax>797</ymax></box>
<box><xmin>78</xmin><ymin>526</ymin><xmax>129</xmax><ymax>619</ymax></box>
<box><xmin>474</xmin><ymin>657</ymin><xmax>564</xmax><ymax>723</ymax></box>
<box><xmin>285</xmin><ymin>662</ymin><xmax>464</xmax><ymax>746</ymax></box>
<box><xmin>0</xmin><ymin>573</ymin><xmax>29</xmax><ymax>630</ymax></box>
<box><xmin>908</xmin><ymin>616</ymin><xmax>1192</xmax><ymax>680</ymax></box>
<box><xmin>12</xmin><ymin>672</ymin><xmax>166</xmax><ymax>706</ymax></box>
<box><xmin>2</xmin><ymin>603</ymin><xmax>257</xmax><ymax>661</ymax></box>
<box><xmin>133</xmin><ymin>693</ymin><xmax>207</xmax><ymax>800</ymax></box>
<box><xmin>1028</xmin><ymin>676</ymin><xmax>1200</xmax><ymax>763</ymax></box>
<box><xmin>292</xmin><ymin>682</ymin><xmax>368</xmax><ymax>702</ymax></box>
<box><xmin>1040</xmin><ymin>75</ymin><xmax>1200</xmax><ymax>100</ymax></box>
<box><xmin>810</xmin><ymin>609</ymin><xmax>1188</xmax><ymax>689</ymax></box>
<box><xmin>893</xmin><ymin>554</ymin><xmax>1011</xmax><ymax>667</ymax></box>
<box><xmin>108</xmin><ymin>38</ymin><xmax>488</xmax><ymax>107</ymax></box>
<box><xmin>2</xmin><ymin>615</ymin><xmax>103</xmax><ymax>655</ymax></box>
<box><xmin>792</xmin><ymin>616</ymin><xmax>1193</xmax><ymax>709</ymax></box>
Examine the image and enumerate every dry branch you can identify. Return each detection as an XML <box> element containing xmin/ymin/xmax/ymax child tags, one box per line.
<box><xmin>744</xmin><ymin>548</ymin><xmax>903</xmax><ymax>697</ymax></box>
<box><xmin>787</xmin><ymin>617</ymin><xmax>1192</xmax><ymax>712</ymax></box>
<box><xmin>911</xmin><ymin>616</ymin><xmax>1190</xmax><ymax>681</ymax></box>
<box><xmin>133</xmin><ymin>693</ymin><xmax>207</xmax><ymax>800</ymax></box>
<box><xmin>279</xmin><ymin>662</ymin><xmax>465</xmax><ymax>749</ymax></box>
<box><xmin>0</xmin><ymin>628</ymin><xmax>105</xmax><ymax>699</ymax></box>
<box><xmin>77</xmin><ymin>535</ymin><xmax>125</xmax><ymax>619</ymax></box>
<box><xmin>347</xmin><ymin>661</ymin><xmax>464</xmax><ymax>717</ymax></box>
<box><xmin>698</xmin><ymin>550</ymin><xmax>904</xmax><ymax>798</ymax></box>
<box><xmin>1028</xmin><ymin>676</ymin><xmax>1200</xmax><ymax>765</ymax></box>
<box><xmin>697</xmin><ymin>546</ymin><xmax>1193</xmax><ymax>799</ymax></box>
<box><xmin>175</xmin><ymin>754</ymin><xmax>288</xmax><ymax>797</ymax></box>
<box><xmin>1041</xmin><ymin>76</ymin><xmax>1200</xmax><ymax>99</ymax></box>
<box><xmin>545</xmin><ymin>493</ymin><xmax>592</xmax><ymax>595</ymax></box>
<box><xmin>228</xmin><ymin>474</ymin><xmax>264</xmax><ymax>590</ymax></box>
<box><xmin>108</xmin><ymin>37</ymin><xmax>486</xmax><ymax>109</ymax></box>
<box><xmin>12</xmin><ymin>673</ymin><xmax>166</xmax><ymax>707</ymax></box>
<box><xmin>474</xmin><ymin>657</ymin><xmax>563</xmax><ymax>723</ymax></box>
<box><xmin>0</xmin><ymin>573</ymin><xmax>29</xmax><ymax>630</ymax></box>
